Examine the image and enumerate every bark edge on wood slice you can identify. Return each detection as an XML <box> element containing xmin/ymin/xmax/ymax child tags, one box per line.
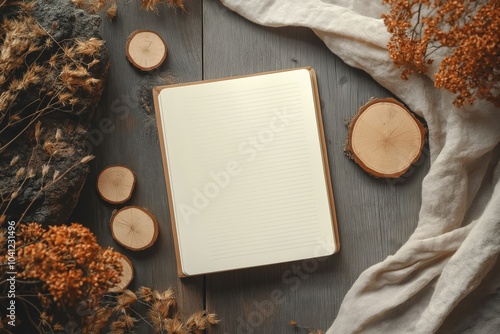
<box><xmin>125</xmin><ymin>30</ymin><xmax>167</xmax><ymax>71</ymax></box>
<box><xmin>110</xmin><ymin>206</ymin><xmax>159</xmax><ymax>251</ymax></box>
<box><xmin>97</xmin><ymin>165</ymin><xmax>136</xmax><ymax>204</ymax></box>
<box><xmin>109</xmin><ymin>254</ymin><xmax>134</xmax><ymax>292</ymax></box>
<box><xmin>346</xmin><ymin>98</ymin><xmax>426</xmax><ymax>178</ymax></box>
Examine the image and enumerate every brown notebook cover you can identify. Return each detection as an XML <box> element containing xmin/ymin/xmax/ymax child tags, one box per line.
<box><xmin>153</xmin><ymin>67</ymin><xmax>339</xmax><ymax>277</ymax></box>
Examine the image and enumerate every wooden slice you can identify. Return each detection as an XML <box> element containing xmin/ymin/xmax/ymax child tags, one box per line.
<box><xmin>97</xmin><ymin>165</ymin><xmax>136</xmax><ymax>204</ymax></box>
<box><xmin>125</xmin><ymin>30</ymin><xmax>167</xmax><ymax>71</ymax></box>
<box><xmin>347</xmin><ymin>98</ymin><xmax>426</xmax><ymax>178</ymax></box>
<box><xmin>109</xmin><ymin>254</ymin><xmax>134</xmax><ymax>292</ymax></box>
<box><xmin>110</xmin><ymin>206</ymin><xmax>159</xmax><ymax>251</ymax></box>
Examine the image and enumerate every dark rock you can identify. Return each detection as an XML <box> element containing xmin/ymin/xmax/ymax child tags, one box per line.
<box><xmin>32</xmin><ymin>0</ymin><xmax>77</xmax><ymax>41</ymax></box>
<box><xmin>73</xmin><ymin>7</ymin><xmax>103</xmax><ymax>39</ymax></box>
<box><xmin>0</xmin><ymin>0</ymin><xmax>108</xmax><ymax>226</ymax></box>
<box><xmin>1</xmin><ymin>119</ymin><xmax>91</xmax><ymax>225</ymax></box>
<box><xmin>33</xmin><ymin>0</ymin><xmax>104</xmax><ymax>43</ymax></box>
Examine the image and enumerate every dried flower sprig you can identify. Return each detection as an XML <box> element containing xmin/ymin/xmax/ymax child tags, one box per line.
<box><xmin>382</xmin><ymin>0</ymin><xmax>499</xmax><ymax>108</ymax></box>
<box><xmin>83</xmin><ymin>287</ymin><xmax>219</xmax><ymax>334</ymax></box>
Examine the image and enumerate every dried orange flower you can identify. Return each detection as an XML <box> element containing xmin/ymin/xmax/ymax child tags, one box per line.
<box><xmin>382</xmin><ymin>0</ymin><xmax>499</xmax><ymax>108</ymax></box>
<box><xmin>16</xmin><ymin>222</ymin><xmax>123</xmax><ymax>307</ymax></box>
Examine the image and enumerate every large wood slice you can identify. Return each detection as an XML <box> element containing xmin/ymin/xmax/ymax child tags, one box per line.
<box><xmin>110</xmin><ymin>206</ymin><xmax>159</xmax><ymax>251</ymax></box>
<box><xmin>346</xmin><ymin>98</ymin><xmax>426</xmax><ymax>178</ymax></box>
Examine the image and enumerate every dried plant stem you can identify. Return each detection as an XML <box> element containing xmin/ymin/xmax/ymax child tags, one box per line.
<box><xmin>16</xmin><ymin>156</ymin><xmax>94</xmax><ymax>226</ymax></box>
<box><xmin>0</xmin><ymin>88</ymin><xmax>62</xmax><ymax>153</ymax></box>
<box><xmin>0</xmin><ymin>278</ymin><xmax>42</xmax><ymax>284</ymax></box>
<box><xmin>2</xmin><ymin>56</ymin><xmax>52</xmax><ymax>118</ymax></box>
<box><xmin>28</xmin><ymin>15</ymin><xmax>79</xmax><ymax>66</ymax></box>
<box><xmin>0</xmin><ymin>99</ymin><xmax>41</xmax><ymax>134</ymax></box>
<box><xmin>18</xmin><ymin>295</ymin><xmax>54</xmax><ymax>334</ymax></box>
<box><xmin>127</xmin><ymin>306</ymin><xmax>154</xmax><ymax>327</ymax></box>
<box><xmin>0</xmin><ymin>114</ymin><xmax>42</xmax><ymax>153</ymax></box>
<box><xmin>1</xmin><ymin>176</ymin><xmax>29</xmax><ymax>217</ymax></box>
<box><xmin>0</xmin><ymin>146</ymin><xmax>37</xmax><ymax>215</ymax></box>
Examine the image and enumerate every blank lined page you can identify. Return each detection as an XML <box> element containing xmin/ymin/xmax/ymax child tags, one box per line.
<box><xmin>157</xmin><ymin>68</ymin><xmax>337</xmax><ymax>276</ymax></box>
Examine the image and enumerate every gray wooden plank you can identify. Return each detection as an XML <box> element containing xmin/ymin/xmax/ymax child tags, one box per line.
<box><xmin>202</xmin><ymin>1</ymin><xmax>430</xmax><ymax>333</ymax></box>
<box><xmin>71</xmin><ymin>0</ymin><xmax>205</xmax><ymax>325</ymax></box>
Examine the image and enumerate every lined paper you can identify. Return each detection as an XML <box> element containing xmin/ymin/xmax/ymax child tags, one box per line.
<box><xmin>158</xmin><ymin>69</ymin><xmax>337</xmax><ymax>275</ymax></box>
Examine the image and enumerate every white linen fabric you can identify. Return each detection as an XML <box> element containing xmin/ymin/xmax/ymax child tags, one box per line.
<box><xmin>219</xmin><ymin>1</ymin><xmax>500</xmax><ymax>333</ymax></box>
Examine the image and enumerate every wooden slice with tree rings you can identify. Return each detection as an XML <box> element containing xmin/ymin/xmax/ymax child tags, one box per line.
<box><xmin>109</xmin><ymin>254</ymin><xmax>134</xmax><ymax>292</ymax></box>
<box><xmin>346</xmin><ymin>98</ymin><xmax>426</xmax><ymax>178</ymax></box>
<box><xmin>97</xmin><ymin>165</ymin><xmax>136</xmax><ymax>204</ymax></box>
<box><xmin>125</xmin><ymin>30</ymin><xmax>167</xmax><ymax>71</ymax></box>
<box><xmin>110</xmin><ymin>206</ymin><xmax>159</xmax><ymax>251</ymax></box>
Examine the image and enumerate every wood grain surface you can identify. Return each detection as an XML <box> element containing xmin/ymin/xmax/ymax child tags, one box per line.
<box><xmin>72</xmin><ymin>0</ymin><xmax>430</xmax><ymax>333</ymax></box>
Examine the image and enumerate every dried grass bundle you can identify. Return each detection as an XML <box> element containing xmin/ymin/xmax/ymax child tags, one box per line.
<box><xmin>84</xmin><ymin>287</ymin><xmax>219</xmax><ymax>334</ymax></box>
<box><xmin>0</xmin><ymin>1</ymin><xmax>106</xmax><ymax>155</ymax></box>
<box><xmin>70</xmin><ymin>0</ymin><xmax>186</xmax><ymax>19</ymax></box>
<box><xmin>142</xmin><ymin>0</ymin><xmax>186</xmax><ymax>13</ymax></box>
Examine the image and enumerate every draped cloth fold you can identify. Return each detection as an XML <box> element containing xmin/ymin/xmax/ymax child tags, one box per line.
<box><xmin>219</xmin><ymin>0</ymin><xmax>500</xmax><ymax>333</ymax></box>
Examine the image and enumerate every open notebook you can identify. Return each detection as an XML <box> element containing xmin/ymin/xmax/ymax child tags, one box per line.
<box><xmin>153</xmin><ymin>67</ymin><xmax>339</xmax><ymax>277</ymax></box>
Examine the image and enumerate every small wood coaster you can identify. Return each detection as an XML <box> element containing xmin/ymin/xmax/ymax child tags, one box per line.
<box><xmin>109</xmin><ymin>254</ymin><xmax>134</xmax><ymax>292</ymax></box>
<box><xmin>125</xmin><ymin>30</ymin><xmax>167</xmax><ymax>71</ymax></box>
<box><xmin>346</xmin><ymin>98</ymin><xmax>426</xmax><ymax>178</ymax></box>
<box><xmin>110</xmin><ymin>206</ymin><xmax>159</xmax><ymax>251</ymax></box>
<box><xmin>97</xmin><ymin>165</ymin><xmax>136</xmax><ymax>204</ymax></box>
